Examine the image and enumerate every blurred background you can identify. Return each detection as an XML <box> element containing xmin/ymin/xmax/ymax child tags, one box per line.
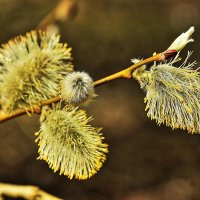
<box><xmin>1</xmin><ymin>0</ymin><xmax>200</xmax><ymax>199</ymax></box>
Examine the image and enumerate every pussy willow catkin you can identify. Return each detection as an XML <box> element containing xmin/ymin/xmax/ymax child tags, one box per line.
<box><xmin>61</xmin><ymin>71</ymin><xmax>96</xmax><ymax>106</ymax></box>
<box><xmin>132</xmin><ymin>53</ymin><xmax>200</xmax><ymax>133</ymax></box>
<box><xmin>35</xmin><ymin>104</ymin><xmax>108</xmax><ymax>180</ymax></box>
<box><xmin>0</xmin><ymin>31</ymin><xmax>73</xmax><ymax>112</ymax></box>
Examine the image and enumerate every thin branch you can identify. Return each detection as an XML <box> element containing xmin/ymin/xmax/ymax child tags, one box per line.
<box><xmin>0</xmin><ymin>182</ymin><xmax>61</xmax><ymax>200</ymax></box>
<box><xmin>37</xmin><ymin>0</ymin><xmax>78</xmax><ymax>31</ymax></box>
<box><xmin>0</xmin><ymin>50</ymin><xmax>176</xmax><ymax>123</ymax></box>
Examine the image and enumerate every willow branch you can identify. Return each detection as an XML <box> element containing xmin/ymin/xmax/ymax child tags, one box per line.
<box><xmin>0</xmin><ymin>183</ymin><xmax>61</xmax><ymax>200</ymax></box>
<box><xmin>0</xmin><ymin>50</ymin><xmax>176</xmax><ymax>123</ymax></box>
<box><xmin>37</xmin><ymin>0</ymin><xmax>78</xmax><ymax>31</ymax></box>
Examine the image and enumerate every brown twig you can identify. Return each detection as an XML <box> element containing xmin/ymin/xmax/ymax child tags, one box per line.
<box><xmin>0</xmin><ymin>182</ymin><xmax>61</xmax><ymax>200</ymax></box>
<box><xmin>37</xmin><ymin>0</ymin><xmax>78</xmax><ymax>31</ymax></box>
<box><xmin>0</xmin><ymin>50</ymin><xmax>176</xmax><ymax>123</ymax></box>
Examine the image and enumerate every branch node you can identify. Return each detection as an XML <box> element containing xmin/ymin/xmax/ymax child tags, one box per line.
<box><xmin>161</xmin><ymin>49</ymin><xmax>177</xmax><ymax>61</ymax></box>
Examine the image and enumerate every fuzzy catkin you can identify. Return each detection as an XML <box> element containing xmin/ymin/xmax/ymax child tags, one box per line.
<box><xmin>61</xmin><ymin>71</ymin><xmax>96</xmax><ymax>106</ymax></box>
<box><xmin>35</xmin><ymin>104</ymin><xmax>108</xmax><ymax>180</ymax></box>
<box><xmin>133</xmin><ymin>53</ymin><xmax>200</xmax><ymax>133</ymax></box>
<box><xmin>0</xmin><ymin>31</ymin><xmax>73</xmax><ymax>112</ymax></box>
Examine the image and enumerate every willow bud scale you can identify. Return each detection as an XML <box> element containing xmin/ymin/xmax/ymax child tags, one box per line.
<box><xmin>167</xmin><ymin>26</ymin><xmax>194</xmax><ymax>52</ymax></box>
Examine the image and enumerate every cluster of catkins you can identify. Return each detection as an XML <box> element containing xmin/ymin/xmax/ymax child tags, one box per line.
<box><xmin>0</xmin><ymin>26</ymin><xmax>199</xmax><ymax>180</ymax></box>
<box><xmin>132</xmin><ymin>26</ymin><xmax>200</xmax><ymax>134</ymax></box>
<box><xmin>0</xmin><ymin>31</ymin><xmax>108</xmax><ymax>180</ymax></box>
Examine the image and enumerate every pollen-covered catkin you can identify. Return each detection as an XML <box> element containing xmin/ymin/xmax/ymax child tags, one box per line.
<box><xmin>133</xmin><ymin>53</ymin><xmax>200</xmax><ymax>134</ymax></box>
<box><xmin>35</xmin><ymin>104</ymin><xmax>108</xmax><ymax>180</ymax></box>
<box><xmin>61</xmin><ymin>71</ymin><xmax>96</xmax><ymax>106</ymax></box>
<box><xmin>0</xmin><ymin>31</ymin><xmax>73</xmax><ymax>112</ymax></box>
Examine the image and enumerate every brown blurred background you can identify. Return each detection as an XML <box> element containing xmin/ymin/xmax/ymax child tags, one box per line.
<box><xmin>1</xmin><ymin>0</ymin><xmax>200</xmax><ymax>199</ymax></box>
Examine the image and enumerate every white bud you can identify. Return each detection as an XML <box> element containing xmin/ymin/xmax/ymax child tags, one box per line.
<box><xmin>61</xmin><ymin>71</ymin><xmax>96</xmax><ymax>105</ymax></box>
<box><xmin>131</xmin><ymin>58</ymin><xmax>142</xmax><ymax>64</ymax></box>
<box><xmin>167</xmin><ymin>26</ymin><xmax>194</xmax><ymax>52</ymax></box>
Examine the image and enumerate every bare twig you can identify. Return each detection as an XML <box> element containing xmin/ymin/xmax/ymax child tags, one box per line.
<box><xmin>0</xmin><ymin>182</ymin><xmax>61</xmax><ymax>200</ymax></box>
<box><xmin>0</xmin><ymin>50</ymin><xmax>176</xmax><ymax>123</ymax></box>
<box><xmin>37</xmin><ymin>0</ymin><xmax>78</xmax><ymax>31</ymax></box>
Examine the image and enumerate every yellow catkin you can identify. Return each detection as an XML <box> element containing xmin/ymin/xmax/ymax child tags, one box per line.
<box><xmin>35</xmin><ymin>104</ymin><xmax>108</xmax><ymax>180</ymax></box>
<box><xmin>0</xmin><ymin>31</ymin><xmax>73</xmax><ymax>112</ymax></box>
<box><xmin>133</xmin><ymin>52</ymin><xmax>200</xmax><ymax>134</ymax></box>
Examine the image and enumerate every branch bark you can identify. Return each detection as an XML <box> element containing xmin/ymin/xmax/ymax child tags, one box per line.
<box><xmin>37</xmin><ymin>0</ymin><xmax>78</xmax><ymax>31</ymax></box>
<box><xmin>0</xmin><ymin>183</ymin><xmax>61</xmax><ymax>200</ymax></box>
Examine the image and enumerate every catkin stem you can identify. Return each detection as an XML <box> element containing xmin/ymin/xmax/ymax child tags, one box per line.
<box><xmin>0</xmin><ymin>50</ymin><xmax>176</xmax><ymax>123</ymax></box>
